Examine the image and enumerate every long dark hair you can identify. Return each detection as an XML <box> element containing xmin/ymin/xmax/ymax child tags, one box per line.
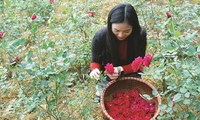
<box><xmin>106</xmin><ymin>3</ymin><xmax>142</xmax><ymax>66</ymax></box>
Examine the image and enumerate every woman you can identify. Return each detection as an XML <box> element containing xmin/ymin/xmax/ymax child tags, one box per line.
<box><xmin>89</xmin><ymin>3</ymin><xmax>147</xmax><ymax>102</ymax></box>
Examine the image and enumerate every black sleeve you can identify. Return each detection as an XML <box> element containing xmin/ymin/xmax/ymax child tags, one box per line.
<box><xmin>91</xmin><ymin>28</ymin><xmax>107</xmax><ymax>63</ymax></box>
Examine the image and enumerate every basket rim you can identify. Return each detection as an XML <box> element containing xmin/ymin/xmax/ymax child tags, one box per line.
<box><xmin>100</xmin><ymin>77</ymin><xmax>162</xmax><ymax>120</ymax></box>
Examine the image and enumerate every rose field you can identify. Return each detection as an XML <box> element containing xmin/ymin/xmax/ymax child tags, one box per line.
<box><xmin>0</xmin><ymin>0</ymin><xmax>199</xmax><ymax>120</ymax></box>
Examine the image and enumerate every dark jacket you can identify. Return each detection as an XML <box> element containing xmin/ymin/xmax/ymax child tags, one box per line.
<box><xmin>91</xmin><ymin>27</ymin><xmax>147</xmax><ymax>71</ymax></box>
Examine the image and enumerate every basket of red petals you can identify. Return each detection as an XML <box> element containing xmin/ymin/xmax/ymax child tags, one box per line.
<box><xmin>100</xmin><ymin>77</ymin><xmax>161</xmax><ymax>120</ymax></box>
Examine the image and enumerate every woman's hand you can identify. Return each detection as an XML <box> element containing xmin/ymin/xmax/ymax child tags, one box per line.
<box><xmin>89</xmin><ymin>68</ymin><xmax>100</xmax><ymax>80</ymax></box>
<box><xmin>106</xmin><ymin>66</ymin><xmax>123</xmax><ymax>80</ymax></box>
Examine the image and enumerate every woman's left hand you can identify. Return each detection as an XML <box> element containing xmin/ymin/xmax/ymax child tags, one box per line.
<box><xmin>106</xmin><ymin>66</ymin><xmax>123</xmax><ymax>80</ymax></box>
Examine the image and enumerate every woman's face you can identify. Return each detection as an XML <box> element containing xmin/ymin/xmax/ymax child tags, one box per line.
<box><xmin>112</xmin><ymin>22</ymin><xmax>132</xmax><ymax>41</ymax></box>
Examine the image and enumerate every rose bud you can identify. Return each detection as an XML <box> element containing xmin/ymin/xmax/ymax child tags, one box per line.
<box><xmin>87</xmin><ymin>11</ymin><xmax>95</xmax><ymax>17</ymax></box>
<box><xmin>9</xmin><ymin>56</ymin><xmax>20</xmax><ymax>66</ymax></box>
<box><xmin>0</xmin><ymin>32</ymin><xmax>4</xmax><ymax>38</ymax></box>
<box><xmin>50</xmin><ymin>0</ymin><xmax>54</xmax><ymax>4</ymax></box>
<box><xmin>166</xmin><ymin>11</ymin><xmax>172</xmax><ymax>18</ymax></box>
<box><xmin>31</xmin><ymin>14</ymin><xmax>37</xmax><ymax>20</ymax></box>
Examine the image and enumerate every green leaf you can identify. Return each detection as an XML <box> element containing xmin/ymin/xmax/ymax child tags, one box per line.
<box><xmin>168</xmin><ymin>0</ymin><xmax>173</xmax><ymax>3</ymax></box>
<box><xmin>173</xmin><ymin>93</ymin><xmax>182</xmax><ymax>101</ymax></box>
<box><xmin>184</xmin><ymin>92</ymin><xmax>190</xmax><ymax>98</ymax></box>
<box><xmin>49</xmin><ymin>41</ymin><xmax>55</xmax><ymax>48</ymax></box>
<box><xmin>10</xmin><ymin>38</ymin><xmax>27</xmax><ymax>48</ymax></box>
<box><xmin>42</xmin><ymin>43</ymin><xmax>48</xmax><ymax>50</ymax></box>
<box><xmin>168</xmin><ymin>100</ymin><xmax>173</xmax><ymax>107</ymax></box>
<box><xmin>165</xmin><ymin>107</ymin><xmax>172</xmax><ymax>113</ymax></box>
<box><xmin>169</xmin><ymin>22</ymin><xmax>175</xmax><ymax>33</ymax></box>
<box><xmin>197</xmin><ymin>46</ymin><xmax>200</xmax><ymax>52</ymax></box>
<box><xmin>187</xmin><ymin>112</ymin><xmax>196</xmax><ymax>120</ymax></box>
<box><xmin>27</xmin><ymin>50</ymin><xmax>33</xmax><ymax>58</ymax></box>
<box><xmin>159</xmin><ymin>104</ymin><xmax>167</xmax><ymax>110</ymax></box>
<box><xmin>185</xmin><ymin>31</ymin><xmax>198</xmax><ymax>40</ymax></box>
<box><xmin>27</xmin><ymin>50</ymin><xmax>33</xmax><ymax>63</ymax></box>
<box><xmin>168</xmin><ymin>68</ymin><xmax>175</xmax><ymax>74</ymax></box>
<box><xmin>141</xmin><ymin>94</ymin><xmax>152</xmax><ymax>100</ymax></box>
<box><xmin>183</xmin><ymin>99</ymin><xmax>190</xmax><ymax>105</ymax></box>
<box><xmin>86</xmin><ymin>117</ymin><xmax>95</xmax><ymax>120</ymax></box>
<box><xmin>152</xmin><ymin>89</ymin><xmax>158</xmax><ymax>96</ymax></box>
<box><xmin>180</xmin><ymin>87</ymin><xmax>187</xmax><ymax>93</ymax></box>
<box><xmin>174</xmin><ymin>30</ymin><xmax>180</xmax><ymax>37</ymax></box>
<box><xmin>4</xmin><ymin>0</ymin><xmax>11</xmax><ymax>7</ymax></box>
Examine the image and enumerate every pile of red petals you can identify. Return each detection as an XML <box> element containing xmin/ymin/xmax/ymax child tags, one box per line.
<box><xmin>105</xmin><ymin>89</ymin><xmax>155</xmax><ymax>120</ymax></box>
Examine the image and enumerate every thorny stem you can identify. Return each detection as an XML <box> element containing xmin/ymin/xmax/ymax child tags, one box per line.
<box><xmin>38</xmin><ymin>104</ymin><xmax>57</xmax><ymax>120</ymax></box>
<box><xmin>54</xmin><ymin>79</ymin><xmax>61</xmax><ymax>120</ymax></box>
<box><xmin>40</xmin><ymin>88</ymin><xmax>58</xmax><ymax>120</ymax></box>
<box><xmin>141</xmin><ymin>10</ymin><xmax>148</xmax><ymax>29</ymax></box>
<box><xmin>161</xmin><ymin>84</ymin><xmax>182</xmax><ymax>96</ymax></box>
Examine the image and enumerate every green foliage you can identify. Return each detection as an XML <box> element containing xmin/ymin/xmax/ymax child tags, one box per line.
<box><xmin>0</xmin><ymin>0</ymin><xmax>199</xmax><ymax>119</ymax></box>
<box><xmin>1</xmin><ymin>0</ymin><xmax>102</xmax><ymax>119</ymax></box>
<box><xmin>135</xmin><ymin>1</ymin><xmax>200</xmax><ymax>119</ymax></box>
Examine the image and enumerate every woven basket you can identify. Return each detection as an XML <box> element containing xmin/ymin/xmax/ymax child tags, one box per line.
<box><xmin>100</xmin><ymin>77</ymin><xmax>161</xmax><ymax>120</ymax></box>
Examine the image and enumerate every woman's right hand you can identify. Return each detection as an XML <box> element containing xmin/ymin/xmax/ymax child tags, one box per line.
<box><xmin>89</xmin><ymin>68</ymin><xmax>100</xmax><ymax>80</ymax></box>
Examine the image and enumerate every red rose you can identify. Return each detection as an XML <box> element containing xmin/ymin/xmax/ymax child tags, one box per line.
<box><xmin>198</xmin><ymin>54</ymin><xmax>200</xmax><ymax>59</ymax></box>
<box><xmin>31</xmin><ymin>14</ymin><xmax>37</xmax><ymax>20</ymax></box>
<box><xmin>0</xmin><ymin>32</ymin><xmax>4</xmax><ymax>38</ymax></box>
<box><xmin>105</xmin><ymin>63</ymin><xmax>114</xmax><ymax>75</ymax></box>
<box><xmin>50</xmin><ymin>0</ymin><xmax>54</xmax><ymax>4</ymax></box>
<box><xmin>131</xmin><ymin>57</ymin><xmax>143</xmax><ymax>72</ymax></box>
<box><xmin>87</xmin><ymin>11</ymin><xmax>95</xmax><ymax>17</ymax></box>
<box><xmin>70</xmin><ymin>83</ymin><xmax>75</xmax><ymax>92</ymax></box>
<box><xmin>166</xmin><ymin>11</ymin><xmax>171</xmax><ymax>18</ymax></box>
<box><xmin>9</xmin><ymin>56</ymin><xmax>20</xmax><ymax>65</ymax></box>
<box><xmin>143</xmin><ymin>54</ymin><xmax>153</xmax><ymax>67</ymax></box>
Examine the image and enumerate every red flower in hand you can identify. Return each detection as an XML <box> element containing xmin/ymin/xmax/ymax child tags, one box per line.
<box><xmin>166</xmin><ymin>11</ymin><xmax>171</xmax><ymax>18</ymax></box>
<box><xmin>0</xmin><ymin>32</ymin><xmax>4</xmax><ymax>38</ymax></box>
<box><xmin>31</xmin><ymin>14</ymin><xmax>37</xmax><ymax>20</ymax></box>
<box><xmin>105</xmin><ymin>63</ymin><xmax>114</xmax><ymax>75</ymax></box>
<box><xmin>143</xmin><ymin>54</ymin><xmax>153</xmax><ymax>67</ymax></box>
<box><xmin>131</xmin><ymin>57</ymin><xmax>143</xmax><ymax>72</ymax></box>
